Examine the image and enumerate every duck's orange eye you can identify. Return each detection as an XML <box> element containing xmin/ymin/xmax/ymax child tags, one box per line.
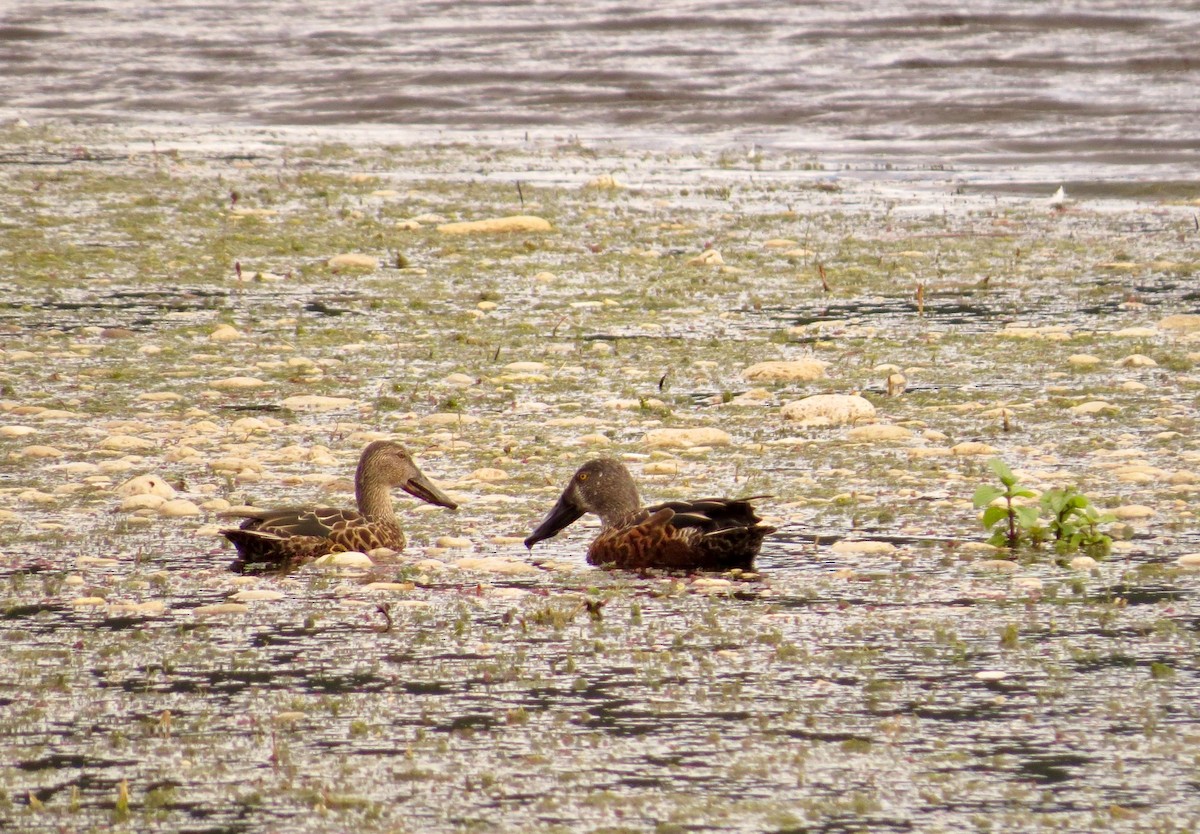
<box><xmin>578</xmin><ymin>472</ymin><xmax>589</xmax><ymax>481</ymax></box>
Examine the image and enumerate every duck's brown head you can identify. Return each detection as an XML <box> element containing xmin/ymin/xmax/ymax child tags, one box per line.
<box><xmin>358</xmin><ymin>440</ymin><xmax>458</xmax><ymax>509</ymax></box>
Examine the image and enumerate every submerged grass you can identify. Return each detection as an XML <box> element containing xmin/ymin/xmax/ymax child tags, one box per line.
<box><xmin>1</xmin><ymin>124</ymin><xmax>1200</xmax><ymax>832</ymax></box>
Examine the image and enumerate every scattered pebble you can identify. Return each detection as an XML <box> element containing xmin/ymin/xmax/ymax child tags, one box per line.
<box><xmin>436</xmin><ymin>215</ymin><xmax>551</xmax><ymax>234</ymax></box>
<box><xmin>116</xmin><ymin>474</ymin><xmax>177</xmax><ymax>498</ymax></box>
<box><xmin>1069</xmin><ymin>556</ymin><xmax>1099</xmax><ymax>570</ymax></box>
<box><xmin>687</xmin><ymin>249</ymin><xmax>724</xmax><ymax>266</ymax></box>
<box><xmin>327</xmin><ymin>253</ymin><xmax>379</xmax><ymax>269</ymax></box>
<box><xmin>644</xmin><ymin>427</ymin><xmax>732</xmax><ymax>448</ymax></box>
<box><xmin>974</xmin><ymin>670</ymin><xmax>1008</xmax><ymax>682</ymax></box>
<box><xmin>209</xmin><ymin>376</ymin><xmax>267</xmax><ymax>390</ymax></box>
<box><xmin>209</xmin><ymin>324</ymin><xmax>242</xmax><ymax>341</ymax></box>
<box><xmin>829</xmin><ymin>540</ymin><xmax>896</xmax><ymax>555</ymax></box>
<box><xmin>846</xmin><ymin>424</ymin><xmax>912</xmax><ymax>442</ymax></box>
<box><xmin>742</xmin><ymin>359</ymin><xmax>827</xmax><ymax>382</ymax></box>
<box><xmin>158</xmin><ymin>499</ymin><xmax>201</xmax><ymax>517</ymax></box>
<box><xmin>1110</xmin><ymin>505</ymin><xmax>1155</xmax><ymax>520</ymax></box>
<box><xmin>453</xmin><ymin>557</ymin><xmax>539</xmax><ymax>574</ymax></box>
<box><xmin>951</xmin><ymin>442</ymin><xmax>1000</xmax><ymax>456</ymax></box>
<box><xmin>1175</xmin><ymin>553</ymin><xmax>1200</xmax><ymax>567</ymax></box>
<box><xmin>192</xmin><ymin>603</ymin><xmax>249</xmax><ymax>616</ymax></box>
<box><xmin>780</xmin><ymin>394</ymin><xmax>875</xmax><ymax>425</ymax></box>
<box><xmin>436</xmin><ymin>536</ymin><xmax>473</xmax><ymax>549</ymax></box>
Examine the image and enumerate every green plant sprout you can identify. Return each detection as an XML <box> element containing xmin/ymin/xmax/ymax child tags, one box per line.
<box><xmin>1040</xmin><ymin>486</ymin><xmax>1115</xmax><ymax>558</ymax></box>
<box><xmin>973</xmin><ymin>459</ymin><xmax>1114</xmax><ymax>558</ymax></box>
<box><xmin>972</xmin><ymin>458</ymin><xmax>1041</xmax><ymax>549</ymax></box>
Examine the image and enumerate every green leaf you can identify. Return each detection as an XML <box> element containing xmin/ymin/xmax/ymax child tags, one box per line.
<box><xmin>1014</xmin><ymin>506</ymin><xmax>1041</xmax><ymax>529</ymax></box>
<box><xmin>1011</xmin><ymin>488</ymin><xmax>1038</xmax><ymax>499</ymax></box>
<box><xmin>973</xmin><ymin>485</ymin><xmax>1004</xmax><ymax>508</ymax></box>
<box><xmin>981</xmin><ymin>506</ymin><xmax>1009</xmax><ymax>529</ymax></box>
<box><xmin>988</xmin><ymin>458</ymin><xmax>1015</xmax><ymax>486</ymax></box>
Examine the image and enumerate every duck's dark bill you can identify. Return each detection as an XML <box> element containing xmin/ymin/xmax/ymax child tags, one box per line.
<box><xmin>402</xmin><ymin>475</ymin><xmax>458</xmax><ymax>509</ymax></box>
<box><xmin>524</xmin><ymin>493</ymin><xmax>585</xmax><ymax>549</ymax></box>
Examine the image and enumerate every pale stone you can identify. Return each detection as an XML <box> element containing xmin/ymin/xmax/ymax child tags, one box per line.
<box><xmin>435</xmin><ymin>536</ymin><xmax>473</xmax><ymax>549</ymax></box>
<box><xmin>975</xmin><ymin>671</ymin><xmax>1008</xmax><ymax>681</ymax></box>
<box><xmin>503</xmin><ymin>361</ymin><xmax>548</xmax><ymax>373</ymax></box>
<box><xmin>490</xmin><ymin>536</ymin><xmax>526</xmax><ymax>546</ymax></box>
<box><xmin>780</xmin><ymin>394</ymin><xmax>875</xmax><ymax>425</ymax></box>
<box><xmin>22</xmin><ymin>444</ymin><xmax>65</xmax><ymax>458</ymax></box>
<box><xmin>829</xmin><ymin>540</ymin><xmax>896</xmax><ymax>555</ymax></box>
<box><xmin>742</xmin><ymin>359</ymin><xmax>827</xmax><ymax>382</ymax></box>
<box><xmin>1069</xmin><ymin>556</ymin><xmax>1099</xmax><ymax>570</ymax></box>
<box><xmin>584</xmin><ymin>174</ymin><xmax>625</xmax><ymax>189</ymax></box>
<box><xmin>314</xmin><ymin>551</ymin><xmax>374</xmax><ymax>568</ymax></box>
<box><xmin>137</xmin><ymin>392</ymin><xmax>182</xmax><ymax>402</ymax></box>
<box><xmin>71</xmin><ymin>597</ymin><xmax>107</xmax><ymax>607</ymax></box>
<box><xmin>282</xmin><ymin>395</ymin><xmax>357</xmax><ymax>412</ymax></box>
<box><xmin>1110</xmin><ymin>505</ymin><xmax>1155</xmax><ymax>520</ymax></box>
<box><xmin>193</xmin><ymin>603</ymin><xmax>250</xmax><ymax>616</ymax></box>
<box><xmin>159</xmin><ymin>499</ymin><xmax>201</xmax><ymax>517</ymax></box>
<box><xmin>1068</xmin><ymin>354</ymin><xmax>1101</xmax><ymax>368</ymax></box>
<box><xmin>1013</xmin><ymin>577</ymin><xmax>1043</xmax><ymax>592</ymax></box>
<box><xmin>229</xmin><ymin>590</ymin><xmax>285</xmax><ymax>602</ymax></box>
<box><xmin>951</xmin><ymin>441</ymin><xmax>1000</xmax><ymax>456</ymax></box>
<box><xmin>436</xmin><ymin>215</ymin><xmax>551</xmax><ymax>234</ymax></box>
<box><xmin>688</xmin><ymin>249</ymin><xmax>724</xmax><ymax>266</ymax></box>
<box><xmin>98</xmin><ymin>434</ymin><xmax>156</xmax><ymax>452</ymax></box>
<box><xmin>273</xmin><ymin>711</ymin><xmax>307</xmax><ymax>724</ymax></box>
<box><xmin>469</xmin><ymin>468</ymin><xmax>509</xmax><ymax>482</ymax></box>
<box><xmin>846</xmin><ymin>424</ymin><xmax>913</xmax><ymax>442</ymax></box>
<box><xmin>1159</xmin><ymin>314</ymin><xmax>1200</xmax><ymax>332</ymax></box>
<box><xmin>644</xmin><ymin>427</ymin><xmax>732</xmax><ymax>448</ymax></box>
<box><xmin>442</xmin><ymin>373</ymin><xmax>475</xmax><ymax>386</ymax></box>
<box><xmin>230</xmin><ymin>417</ymin><xmax>271</xmax><ymax>434</ymax></box>
<box><xmin>453</xmin><ymin>556</ymin><xmax>539</xmax><ymax>574</ymax></box>
<box><xmin>209</xmin><ymin>376</ymin><xmax>267</xmax><ymax>390</ymax></box>
<box><xmin>363</xmin><ymin>582</ymin><xmax>417</xmax><ymax>592</ymax></box>
<box><xmin>120</xmin><ymin>494</ymin><xmax>166</xmax><ymax>512</ymax></box>
<box><xmin>0</xmin><ymin>425</ymin><xmax>36</xmax><ymax>437</ymax></box>
<box><xmin>977</xmin><ymin>560</ymin><xmax>1019</xmax><ymax>572</ymax></box>
<box><xmin>1113</xmin><ymin>327</ymin><xmax>1158</xmax><ymax>338</ymax></box>
<box><xmin>579</xmin><ymin>433</ymin><xmax>611</xmax><ymax>446</ymax></box>
<box><xmin>644</xmin><ymin>460</ymin><xmax>680</xmax><ymax>475</ymax></box>
<box><xmin>1115</xmin><ymin>354</ymin><xmax>1157</xmax><ymax>368</ymax></box>
<box><xmin>327</xmin><ymin>253</ymin><xmax>379</xmax><ymax>269</ymax></box>
<box><xmin>1069</xmin><ymin>401</ymin><xmax>1116</xmax><ymax>415</ymax></box>
<box><xmin>1176</xmin><ymin>553</ymin><xmax>1200</xmax><ymax>567</ymax></box>
<box><xmin>209</xmin><ymin>324</ymin><xmax>242</xmax><ymax>341</ymax></box>
<box><xmin>117</xmin><ymin>475</ymin><xmax>173</xmax><ymax>502</ymax></box>
<box><xmin>763</xmin><ymin>238</ymin><xmax>796</xmax><ymax>248</ymax></box>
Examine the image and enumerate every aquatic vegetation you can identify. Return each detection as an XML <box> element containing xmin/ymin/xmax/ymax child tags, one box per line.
<box><xmin>973</xmin><ymin>458</ymin><xmax>1042</xmax><ymax>550</ymax></box>
<box><xmin>974</xmin><ymin>460</ymin><xmax>1115</xmax><ymax>558</ymax></box>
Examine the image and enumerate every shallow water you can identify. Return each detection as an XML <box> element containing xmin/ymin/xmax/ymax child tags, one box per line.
<box><xmin>2</xmin><ymin>0</ymin><xmax>1200</xmax><ymax>188</ymax></box>
<box><xmin>1</xmin><ymin>127</ymin><xmax>1200</xmax><ymax>832</ymax></box>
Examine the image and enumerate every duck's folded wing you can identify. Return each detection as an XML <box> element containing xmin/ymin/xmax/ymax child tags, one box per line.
<box><xmin>647</xmin><ymin>496</ymin><xmax>771</xmax><ymax>532</ymax></box>
<box><xmin>223</xmin><ymin>507</ymin><xmax>365</xmax><ymax>538</ymax></box>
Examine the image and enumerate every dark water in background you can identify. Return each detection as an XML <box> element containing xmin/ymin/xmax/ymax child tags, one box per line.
<box><xmin>2</xmin><ymin>1</ymin><xmax>1199</xmax><ymax>184</ymax></box>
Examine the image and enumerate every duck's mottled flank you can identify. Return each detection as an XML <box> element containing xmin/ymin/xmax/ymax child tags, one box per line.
<box><xmin>220</xmin><ymin>440</ymin><xmax>457</xmax><ymax>573</ymax></box>
<box><xmin>524</xmin><ymin>458</ymin><xmax>775</xmax><ymax>571</ymax></box>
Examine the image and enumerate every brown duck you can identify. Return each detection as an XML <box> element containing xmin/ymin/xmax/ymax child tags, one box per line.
<box><xmin>524</xmin><ymin>458</ymin><xmax>775</xmax><ymax>571</ymax></box>
<box><xmin>221</xmin><ymin>440</ymin><xmax>457</xmax><ymax>572</ymax></box>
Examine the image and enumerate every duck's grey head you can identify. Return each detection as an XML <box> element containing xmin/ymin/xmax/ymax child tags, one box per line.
<box><xmin>524</xmin><ymin>458</ymin><xmax>640</xmax><ymax>548</ymax></box>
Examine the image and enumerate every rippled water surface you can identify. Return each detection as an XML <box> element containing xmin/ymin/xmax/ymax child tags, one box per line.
<box><xmin>3</xmin><ymin>0</ymin><xmax>1200</xmax><ymax>185</ymax></box>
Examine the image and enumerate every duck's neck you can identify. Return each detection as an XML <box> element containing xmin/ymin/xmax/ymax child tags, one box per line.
<box><xmin>355</xmin><ymin>470</ymin><xmax>396</xmax><ymax>523</ymax></box>
<box><xmin>597</xmin><ymin>480</ymin><xmax>643</xmax><ymax>530</ymax></box>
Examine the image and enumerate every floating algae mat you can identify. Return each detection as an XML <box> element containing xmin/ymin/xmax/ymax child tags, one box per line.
<box><xmin>1</xmin><ymin>124</ymin><xmax>1199</xmax><ymax>832</ymax></box>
